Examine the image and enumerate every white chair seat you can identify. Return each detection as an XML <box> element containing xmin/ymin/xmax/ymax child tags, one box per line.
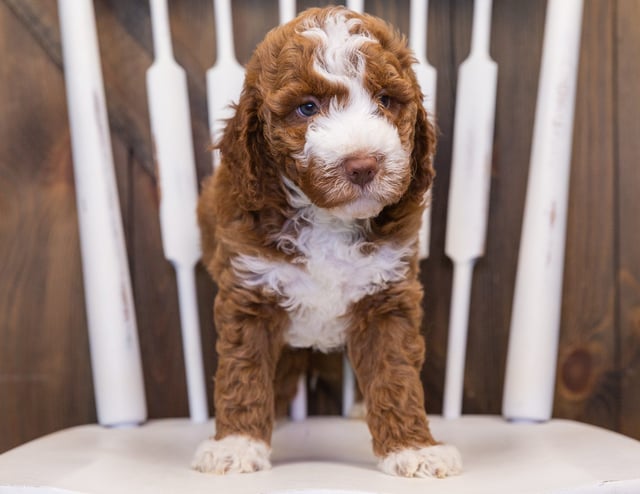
<box><xmin>0</xmin><ymin>416</ymin><xmax>638</xmax><ymax>494</ymax></box>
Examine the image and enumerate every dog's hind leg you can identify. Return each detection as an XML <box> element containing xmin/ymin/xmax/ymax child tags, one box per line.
<box><xmin>274</xmin><ymin>347</ymin><xmax>310</xmax><ymax>418</ymax></box>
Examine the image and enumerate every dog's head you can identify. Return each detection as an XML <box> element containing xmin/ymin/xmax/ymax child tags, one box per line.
<box><xmin>218</xmin><ymin>6</ymin><xmax>435</xmax><ymax>220</ymax></box>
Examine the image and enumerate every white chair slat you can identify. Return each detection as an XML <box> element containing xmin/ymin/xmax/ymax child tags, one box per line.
<box><xmin>279</xmin><ymin>0</ymin><xmax>297</xmax><ymax>25</ymax></box>
<box><xmin>346</xmin><ymin>0</ymin><xmax>364</xmax><ymax>14</ymax></box>
<box><xmin>443</xmin><ymin>0</ymin><xmax>498</xmax><ymax>419</ymax></box>
<box><xmin>410</xmin><ymin>0</ymin><xmax>438</xmax><ymax>260</ymax></box>
<box><xmin>207</xmin><ymin>0</ymin><xmax>244</xmax><ymax>169</ymax></box>
<box><xmin>503</xmin><ymin>0</ymin><xmax>585</xmax><ymax>422</ymax></box>
<box><xmin>58</xmin><ymin>0</ymin><xmax>147</xmax><ymax>427</ymax></box>
<box><xmin>147</xmin><ymin>0</ymin><xmax>208</xmax><ymax>423</ymax></box>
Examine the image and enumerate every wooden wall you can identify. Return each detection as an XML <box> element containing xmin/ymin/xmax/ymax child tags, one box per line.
<box><xmin>1</xmin><ymin>0</ymin><xmax>638</xmax><ymax>453</ymax></box>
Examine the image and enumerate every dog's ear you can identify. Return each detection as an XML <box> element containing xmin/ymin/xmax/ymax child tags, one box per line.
<box><xmin>407</xmin><ymin>101</ymin><xmax>436</xmax><ymax>203</ymax></box>
<box><xmin>370</xmin><ymin>99</ymin><xmax>436</xmax><ymax>240</ymax></box>
<box><xmin>217</xmin><ymin>86</ymin><xmax>269</xmax><ymax>211</ymax></box>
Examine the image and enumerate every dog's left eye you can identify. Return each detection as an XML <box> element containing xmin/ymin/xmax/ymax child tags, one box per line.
<box><xmin>378</xmin><ymin>94</ymin><xmax>392</xmax><ymax>109</ymax></box>
<box><xmin>297</xmin><ymin>101</ymin><xmax>320</xmax><ymax>118</ymax></box>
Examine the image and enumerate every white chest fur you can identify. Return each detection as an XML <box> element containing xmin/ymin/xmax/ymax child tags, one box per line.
<box><xmin>232</xmin><ymin>210</ymin><xmax>412</xmax><ymax>352</ymax></box>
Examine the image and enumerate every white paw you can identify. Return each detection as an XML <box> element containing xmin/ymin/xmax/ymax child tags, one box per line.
<box><xmin>191</xmin><ymin>435</ymin><xmax>271</xmax><ymax>474</ymax></box>
<box><xmin>379</xmin><ymin>444</ymin><xmax>462</xmax><ymax>478</ymax></box>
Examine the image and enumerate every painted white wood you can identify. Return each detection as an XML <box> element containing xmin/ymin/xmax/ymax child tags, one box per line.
<box><xmin>502</xmin><ymin>0</ymin><xmax>584</xmax><ymax>423</ymax></box>
<box><xmin>279</xmin><ymin>0</ymin><xmax>297</xmax><ymax>25</ymax></box>
<box><xmin>290</xmin><ymin>374</ymin><xmax>308</xmax><ymax>422</ymax></box>
<box><xmin>57</xmin><ymin>0</ymin><xmax>147</xmax><ymax>427</ymax></box>
<box><xmin>442</xmin><ymin>259</ymin><xmax>475</xmax><ymax>419</ymax></box>
<box><xmin>409</xmin><ymin>0</ymin><xmax>437</xmax><ymax>259</ymax></box>
<box><xmin>146</xmin><ymin>0</ymin><xmax>208</xmax><ymax>424</ymax></box>
<box><xmin>174</xmin><ymin>265</ymin><xmax>208</xmax><ymax>422</ymax></box>
<box><xmin>341</xmin><ymin>354</ymin><xmax>356</xmax><ymax>417</ymax></box>
<box><xmin>0</xmin><ymin>489</ymin><xmax>84</xmax><ymax>494</ymax></box>
<box><xmin>1</xmin><ymin>417</ymin><xmax>639</xmax><ymax>493</ymax></box>
<box><xmin>207</xmin><ymin>0</ymin><xmax>245</xmax><ymax>169</ymax></box>
<box><xmin>346</xmin><ymin>0</ymin><xmax>364</xmax><ymax>14</ymax></box>
<box><xmin>443</xmin><ymin>0</ymin><xmax>497</xmax><ymax>419</ymax></box>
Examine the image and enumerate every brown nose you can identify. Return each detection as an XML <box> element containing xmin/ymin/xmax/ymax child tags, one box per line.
<box><xmin>343</xmin><ymin>156</ymin><xmax>378</xmax><ymax>186</ymax></box>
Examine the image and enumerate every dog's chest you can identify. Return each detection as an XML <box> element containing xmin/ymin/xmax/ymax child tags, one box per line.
<box><xmin>233</xmin><ymin>219</ymin><xmax>411</xmax><ymax>352</ymax></box>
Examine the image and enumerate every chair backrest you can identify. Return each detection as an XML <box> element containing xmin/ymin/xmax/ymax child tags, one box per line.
<box><xmin>57</xmin><ymin>0</ymin><xmax>583</xmax><ymax>428</ymax></box>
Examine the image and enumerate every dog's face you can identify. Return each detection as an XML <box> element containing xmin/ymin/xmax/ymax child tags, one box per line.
<box><xmin>219</xmin><ymin>7</ymin><xmax>435</xmax><ymax>220</ymax></box>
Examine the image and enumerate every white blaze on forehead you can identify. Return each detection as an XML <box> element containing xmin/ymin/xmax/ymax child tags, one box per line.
<box><xmin>297</xmin><ymin>10</ymin><xmax>409</xmax><ymax>162</ymax></box>
<box><xmin>299</xmin><ymin>11</ymin><xmax>374</xmax><ymax>82</ymax></box>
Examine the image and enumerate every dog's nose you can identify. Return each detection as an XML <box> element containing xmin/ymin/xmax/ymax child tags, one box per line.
<box><xmin>344</xmin><ymin>156</ymin><xmax>378</xmax><ymax>186</ymax></box>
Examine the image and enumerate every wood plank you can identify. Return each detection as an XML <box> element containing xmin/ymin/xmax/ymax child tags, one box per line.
<box><xmin>0</xmin><ymin>1</ymin><xmax>94</xmax><ymax>453</ymax></box>
<box><xmin>6</xmin><ymin>0</ymin><xmax>157</xmax><ymax>172</ymax></box>
<box><xmin>91</xmin><ymin>0</ymin><xmax>215</xmax><ymax>419</ymax></box>
<box><xmin>462</xmin><ymin>0</ymin><xmax>546</xmax><ymax>415</ymax></box>
<box><xmin>616</xmin><ymin>0</ymin><xmax>640</xmax><ymax>440</ymax></box>
<box><xmin>418</xmin><ymin>0</ymin><xmax>469</xmax><ymax>415</ymax></box>
<box><xmin>367</xmin><ymin>0</ymin><xmax>410</xmax><ymax>31</ymax></box>
<box><xmin>297</xmin><ymin>0</ymin><xmax>339</xmax><ymax>16</ymax></box>
<box><xmin>165</xmin><ymin>0</ymin><xmax>215</xmax><ymax>176</ymax></box>
<box><xmin>230</xmin><ymin>1</ymin><xmax>278</xmax><ymax>64</ymax></box>
<box><xmin>129</xmin><ymin>153</ymin><xmax>191</xmax><ymax>418</ymax></box>
<box><xmin>552</xmin><ymin>0</ymin><xmax>618</xmax><ymax>431</ymax></box>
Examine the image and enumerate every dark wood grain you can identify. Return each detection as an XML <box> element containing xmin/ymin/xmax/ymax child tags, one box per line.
<box><xmin>419</xmin><ymin>0</ymin><xmax>457</xmax><ymax>414</ymax></box>
<box><xmin>0</xmin><ymin>1</ymin><xmax>95</xmax><ymax>451</ymax></box>
<box><xmin>553</xmin><ymin>0</ymin><xmax>618</xmax><ymax>430</ymax></box>
<box><xmin>1</xmin><ymin>0</ymin><xmax>639</xmax><ymax>454</ymax></box>
<box><xmin>462</xmin><ymin>0</ymin><xmax>546</xmax><ymax>415</ymax></box>
<box><xmin>616</xmin><ymin>0</ymin><xmax>640</xmax><ymax>440</ymax></box>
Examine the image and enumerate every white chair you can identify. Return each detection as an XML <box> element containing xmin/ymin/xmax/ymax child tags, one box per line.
<box><xmin>1</xmin><ymin>1</ymin><xmax>639</xmax><ymax>493</ymax></box>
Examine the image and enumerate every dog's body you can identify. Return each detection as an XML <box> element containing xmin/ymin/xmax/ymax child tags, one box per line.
<box><xmin>193</xmin><ymin>6</ymin><xmax>461</xmax><ymax>478</ymax></box>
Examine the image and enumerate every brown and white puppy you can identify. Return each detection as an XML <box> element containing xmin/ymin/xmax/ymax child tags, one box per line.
<box><xmin>193</xmin><ymin>6</ymin><xmax>461</xmax><ymax>478</ymax></box>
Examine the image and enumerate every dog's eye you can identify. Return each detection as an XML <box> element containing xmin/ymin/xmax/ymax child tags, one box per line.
<box><xmin>378</xmin><ymin>94</ymin><xmax>392</xmax><ymax>109</ymax></box>
<box><xmin>297</xmin><ymin>101</ymin><xmax>320</xmax><ymax>118</ymax></box>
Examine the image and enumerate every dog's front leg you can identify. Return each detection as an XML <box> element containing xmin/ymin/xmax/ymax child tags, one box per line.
<box><xmin>347</xmin><ymin>281</ymin><xmax>462</xmax><ymax>478</ymax></box>
<box><xmin>192</xmin><ymin>291</ymin><xmax>287</xmax><ymax>474</ymax></box>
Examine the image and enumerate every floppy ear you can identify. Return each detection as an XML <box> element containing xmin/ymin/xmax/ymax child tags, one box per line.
<box><xmin>406</xmin><ymin>101</ymin><xmax>436</xmax><ymax>203</ymax></box>
<box><xmin>370</xmin><ymin>100</ymin><xmax>436</xmax><ymax>240</ymax></box>
<box><xmin>217</xmin><ymin>86</ymin><xmax>269</xmax><ymax>211</ymax></box>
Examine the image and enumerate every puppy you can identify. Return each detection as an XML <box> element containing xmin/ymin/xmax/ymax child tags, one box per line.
<box><xmin>193</xmin><ymin>6</ymin><xmax>461</xmax><ymax>478</ymax></box>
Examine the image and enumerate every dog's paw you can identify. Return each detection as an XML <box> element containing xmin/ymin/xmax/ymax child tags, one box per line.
<box><xmin>379</xmin><ymin>444</ymin><xmax>462</xmax><ymax>478</ymax></box>
<box><xmin>191</xmin><ymin>435</ymin><xmax>271</xmax><ymax>474</ymax></box>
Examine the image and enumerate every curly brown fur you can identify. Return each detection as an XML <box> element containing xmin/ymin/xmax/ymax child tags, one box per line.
<box><xmin>193</xmin><ymin>6</ymin><xmax>460</xmax><ymax>478</ymax></box>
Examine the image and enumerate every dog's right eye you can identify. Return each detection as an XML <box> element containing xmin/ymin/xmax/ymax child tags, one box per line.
<box><xmin>297</xmin><ymin>101</ymin><xmax>320</xmax><ymax>118</ymax></box>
